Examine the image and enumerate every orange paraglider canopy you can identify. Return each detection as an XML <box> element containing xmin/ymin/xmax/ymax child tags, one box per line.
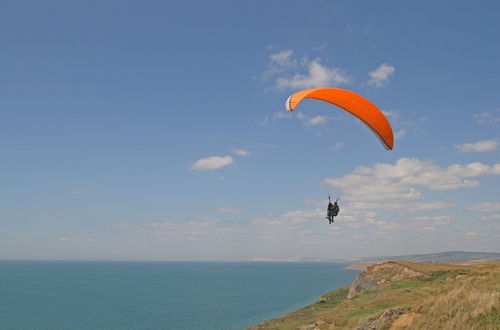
<box><xmin>285</xmin><ymin>88</ymin><xmax>394</xmax><ymax>150</ymax></box>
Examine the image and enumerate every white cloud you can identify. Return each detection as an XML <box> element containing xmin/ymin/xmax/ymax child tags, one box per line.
<box><xmin>70</xmin><ymin>189</ymin><xmax>81</xmax><ymax>194</ymax></box>
<box><xmin>276</xmin><ymin>59</ymin><xmax>351</xmax><ymax>90</ymax></box>
<box><xmin>332</xmin><ymin>142</ymin><xmax>343</xmax><ymax>152</ymax></box>
<box><xmin>381</xmin><ymin>110</ymin><xmax>426</xmax><ymax>138</ymax></box>
<box><xmin>413</xmin><ymin>216</ymin><xmax>455</xmax><ymax>226</ymax></box>
<box><xmin>454</xmin><ymin>140</ymin><xmax>498</xmax><ymax>153</ymax></box>
<box><xmin>264</xmin><ymin>50</ymin><xmax>350</xmax><ymax>90</ymax></box>
<box><xmin>337</xmin><ymin>209</ymin><xmax>381</xmax><ymax>229</ymax></box>
<box><xmin>260</xmin><ymin>116</ymin><xmax>270</xmax><ymax>127</ymax></box>
<box><xmin>273</xmin><ymin>112</ymin><xmax>292</xmax><ymax>120</ymax></box>
<box><xmin>368</xmin><ymin>63</ymin><xmax>395</xmax><ymax>87</ymax></box>
<box><xmin>404</xmin><ymin>201</ymin><xmax>455</xmax><ymax>212</ymax></box>
<box><xmin>306</xmin><ymin>115</ymin><xmax>327</xmax><ymax>126</ymax></box>
<box><xmin>269</xmin><ymin>49</ymin><xmax>295</xmax><ymax>67</ymax></box>
<box><xmin>260</xmin><ymin>111</ymin><xmax>293</xmax><ymax>126</ymax></box>
<box><xmin>474</xmin><ymin>110</ymin><xmax>500</xmax><ymax>125</ymax></box>
<box><xmin>382</xmin><ymin>201</ymin><xmax>453</xmax><ymax>213</ymax></box>
<box><xmin>340</xmin><ymin>200</ymin><xmax>454</xmax><ymax>214</ymax></box>
<box><xmin>467</xmin><ymin>202</ymin><xmax>500</xmax><ymax>213</ymax></box>
<box><xmin>296</xmin><ymin>112</ymin><xmax>306</xmax><ymax>120</ymax></box>
<box><xmin>394</xmin><ymin>130</ymin><xmax>406</xmax><ymax>140</ymax></box>
<box><xmin>383</xmin><ymin>110</ymin><xmax>398</xmax><ymax>118</ymax></box>
<box><xmin>262</xmin><ymin>49</ymin><xmax>298</xmax><ymax>80</ymax></box>
<box><xmin>190</xmin><ymin>156</ymin><xmax>234</xmax><ymax>171</ymax></box>
<box><xmin>215</xmin><ymin>207</ymin><xmax>241</xmax><ymax>214</ymax></box>
<box><xmin>478</xmin><ymin>214</ymin><xmax>500</xmax><ymax>222</ymax></box>
<box><xmin>324</xmin><ymin>158</ymin><xmax>500</xmax><ymax>203</ymax></box>
<box><xmin>232</xmin><ymin>149</ymin><xmax>250</xmax><ymax>156</ymax></box>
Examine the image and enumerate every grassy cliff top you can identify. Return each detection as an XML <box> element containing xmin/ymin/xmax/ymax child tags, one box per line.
<box><xmin>249</xmin><ymin>261</ymin><xmax>500</xmax><ymax>329</ymax></box>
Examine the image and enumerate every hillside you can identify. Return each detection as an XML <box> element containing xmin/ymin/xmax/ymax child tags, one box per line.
<box><xmin>249</xmin><ymin>261</ymin><xmax>500</xmax><ymax>329</ymax></box>
<box><xmin>345</xmin><ymin>251</ymin><xmax>500</xmax><ymax>263</ymax></box>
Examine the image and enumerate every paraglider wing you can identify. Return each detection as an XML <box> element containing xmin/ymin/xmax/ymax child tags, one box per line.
<box><xmin>285</xmin><ymin>88</ymin><xmax>394</xmax><ymax>150</ymax></box>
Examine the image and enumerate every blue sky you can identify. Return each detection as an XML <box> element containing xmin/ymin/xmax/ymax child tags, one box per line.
<box><xmin>1</xmin><ymin>0</ymin><xmax>499</xmax><ymax>260</ymax></box>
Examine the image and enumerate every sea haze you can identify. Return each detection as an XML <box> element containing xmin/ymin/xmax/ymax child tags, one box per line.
<box><xmin>0</xmin><ymin>261</ymin><xmax>359</xmax><ymax>329</ymax></box>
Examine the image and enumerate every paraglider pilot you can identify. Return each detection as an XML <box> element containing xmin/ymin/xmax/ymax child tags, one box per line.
<box><xmin>327</xmin><ymin>197</ymin><xmax>339</xmax><ymax>224</ymax></box>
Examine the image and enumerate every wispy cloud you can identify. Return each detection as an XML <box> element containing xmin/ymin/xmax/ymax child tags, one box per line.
<box><xmin>381</xmin><ymin>110</ymin><xmax>425</xmax><ymax>139</ymax></box>
<box><xmin>454</xmin><ymin>140</ymin><xmax>498</xmax><ymax>153</ymax></box>
<box><xmin>113</xmin><ymin>207</ymin><xmax>348</xmax><ymax>258</ymax></box>
<box><xmin>368</xmin><ymin>63</ymin><xmax>395</xmax><ymax>87</ymax></box>
<box><xmin>269</xmin><ymin>50</ymin><xmax>295</xmax><ymax>68</ymax></box>
<box><xmin>259</xmin><ymin>116</ymin><xmax>270</xmax><ymax>127</ymax></box>
<box><xmin>306</xmin><ymin>115</ymin><xmax>327</xmax><ymax>126</ymax></box>
<box><xmin>190</xmin><ymin>156</ymin><xmax>234</xmax><ymax>171</ymax></box>
<box><xmin>215</xmin><ymin>207</ymin><xmax>241</xmax><ymax>214</ymax></box>
<box><xmin>111</xmin><ymin>198</ymin><xmax>498</xmax><ymax>259</ymax></box>
<box><xmin>261</xmin><ymin>49</ymin><xmax>297</xmax><ymax>81</ymax></box>
<box><xmin>259</xmin><ymin>111</ymin><xmax>293</xmax><ymax>126</ymax></box>
<box><xmin>474</xmin><ymin>110</ymin><xmax>500</xmax><ymax>125</ymax></box>
<box><xmin>113</xmin><ymin>157</ymin><xmax>500</xmax><ymax>259</ymax></box>
<box><xmin>295</xmin><ymin>111</ymin><xmax>339</xmax><ymax>128</ymax></box>
<box><xmin>394</xmin><ymin>130</ymin><xmax>407</xmax><ymax>140</ymax></box>
<box><xmin>410</xmin><ymin>215</ymin><xmax>455</xmax><ymax>232</ymax></box>
<box><xmin>332</xmin><ymin>142</ymin><xmax>343</xmax><ymax>152</ymax></box>
<box><xmin>413</xmin><ymin>216</ymin><xmax>455</xmax><ymax>226</ymax></box>
<box><xmin>137</xmin><ymin>219</ymin><xmax>234</xmax><ymax>242</ymax></box>
<box><xmin>342</xmin><ymin>200</ymin><xmax>454</xmax><ymax>214</ymax></box>
<box><xmin>478</xmin><ymin>214</ymin><xmax>500</xmax><ymax>222</ymax></box>
<box><xmin>403</xmin><ymin>201</ymin><xmax>455</xmax><ymax>212</ymax></box>
<box><xmin>232</xmin><ymin>149</ymin><xmax>250</xmax><ymax>156</ymax></box>
<box><xmin>467</xmin><ymin>202</ymin><xmax>500</xmax><ymax>213</ymax></box>
<box><xmin>264</xmin><ymin>50</ymin><xmax>350</xmax><ymax>90</ymax></box>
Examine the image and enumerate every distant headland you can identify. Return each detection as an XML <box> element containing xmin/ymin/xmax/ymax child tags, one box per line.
<box><xmin>252</xmin><ymin>250</ymin><xmax>500</xmax><ymax>264</ymax></box>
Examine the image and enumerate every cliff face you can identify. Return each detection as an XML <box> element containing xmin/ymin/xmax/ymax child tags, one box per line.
<box><xmin>347</xmin><ymin>261</ymin><xmax>428</xmax><ymax>299</ymax></box>
<box><xmin>249</xmin><ymin>261</ymin><xmax>500</xmax><ymax>330</ymax></box>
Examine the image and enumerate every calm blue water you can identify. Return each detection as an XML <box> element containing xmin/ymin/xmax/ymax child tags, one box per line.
<box><xmin>0</xmin><ymin>261</ymin><xmax>359</xmax><ymax>329</ymax></box>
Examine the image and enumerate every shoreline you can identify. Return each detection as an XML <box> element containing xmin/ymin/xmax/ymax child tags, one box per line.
<box><xmin>249</xmin><ymin>260</ymin><xmax>500</xmax><ymax>329</ymax></box>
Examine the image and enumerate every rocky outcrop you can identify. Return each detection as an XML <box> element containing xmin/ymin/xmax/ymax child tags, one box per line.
<box><xmin>298</xmin><ymin>318</ymin><xmax>336</xmax><ymax>330</ymax></box>
<box><xmin>357</xmin><ymin>308</ymin><xmax>407</xmax><ymax>330</ymax></box>
<box><xmin>347</xmin><ymin>261</ymin><xmax>428</xmax><ymax>299</ymax></box>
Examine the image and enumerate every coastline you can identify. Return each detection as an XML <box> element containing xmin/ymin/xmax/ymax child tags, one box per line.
<box><xmin>249</xmin><ymin>260</ymin><xmax>500</xmax><ymax>329</ymax></box>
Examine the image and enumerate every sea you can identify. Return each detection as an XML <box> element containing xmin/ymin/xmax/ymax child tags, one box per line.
<box><xmin>0</xmin><ymin>261</ymin><xmax>360</xmax><ymax>330</ymax></box>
